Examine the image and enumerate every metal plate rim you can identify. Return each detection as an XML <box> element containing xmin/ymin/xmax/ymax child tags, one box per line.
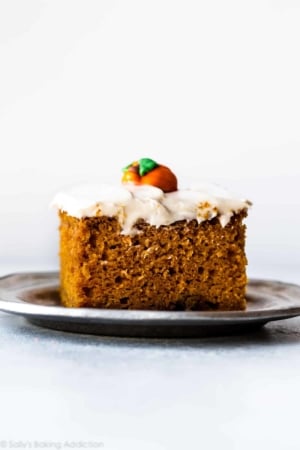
<box><xmin>0</xmin><ymin>271</ymin><xmax>300</xmax><ymax>337</ymax></box>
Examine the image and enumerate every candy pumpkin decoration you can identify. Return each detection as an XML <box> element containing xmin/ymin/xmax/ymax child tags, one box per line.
<box><xmin>122</xmin><ymin>158</ymin><xmax>178</xmax><ymax>193</ymax></box>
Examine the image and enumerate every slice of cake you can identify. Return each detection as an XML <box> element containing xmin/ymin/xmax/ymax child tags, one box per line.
<box><xmin>52</xmin><ymin>158</ymin><xmax>251</xmax><ymax>310</ymax></box>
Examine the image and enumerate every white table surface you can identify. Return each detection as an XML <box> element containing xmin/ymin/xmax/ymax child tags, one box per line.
<box><xmin>0</xmin><ymin>263</ymin><xmax>300</xmax><ymax>450</ymax></box>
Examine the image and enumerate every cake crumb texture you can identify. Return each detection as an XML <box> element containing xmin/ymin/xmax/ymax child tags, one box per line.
<box><xmin>59</xmin><ymin>211</ymin><xmax>248</xmax><ymax>310</ymax></box>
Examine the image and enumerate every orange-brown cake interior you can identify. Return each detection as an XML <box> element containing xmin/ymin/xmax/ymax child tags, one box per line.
<box><xmin>59</xmin><ymin>210</ymin><xmax>248</xmax><ymax>310</ymax></box>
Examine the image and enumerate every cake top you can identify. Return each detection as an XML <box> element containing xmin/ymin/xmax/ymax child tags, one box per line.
<box><xmin>52</xmin><ymin>158</ymin><xmax>251</xmax><ymax>235</ymax></box>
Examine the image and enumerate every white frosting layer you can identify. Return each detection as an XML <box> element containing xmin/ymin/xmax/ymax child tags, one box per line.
<box><xmin>51</xmin><ymin>183</ymin><xmax>250</xmax><ymax>235</ymax></box>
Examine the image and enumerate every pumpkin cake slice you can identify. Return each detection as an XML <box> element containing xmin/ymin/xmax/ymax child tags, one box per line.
<box><xmin>52</xmin><ymin>158</ymin><xmax>251</xmax><ymax>310</ymax></box>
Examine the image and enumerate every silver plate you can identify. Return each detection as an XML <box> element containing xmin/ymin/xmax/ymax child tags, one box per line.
<box><xmin>0</xmin><ymin>272</ymin><xmax>300</xmax><ymax>338</ymax></box>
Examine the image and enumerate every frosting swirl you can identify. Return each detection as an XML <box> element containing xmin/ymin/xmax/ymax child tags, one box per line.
<box><xmin>52</xmin><ymin>183</ymin><xmax>251</xmax><ymax>235</ymax></box>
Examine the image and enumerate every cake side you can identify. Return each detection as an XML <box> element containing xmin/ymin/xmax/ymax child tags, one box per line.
<box><xmin>59</xmin><ymin>210</ymin><xmax>248</xmax><ymax>310</ymax></box>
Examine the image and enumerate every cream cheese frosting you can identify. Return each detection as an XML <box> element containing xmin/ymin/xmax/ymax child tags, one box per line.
<box><xmin>51</xmin><ymin>183</ymin><xmax>251</xmax><ymax>235</ymax></box>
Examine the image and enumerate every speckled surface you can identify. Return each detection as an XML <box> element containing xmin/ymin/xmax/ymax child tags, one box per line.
<box><xmin>0</xmin><ymin>265</ymin><xmax>300</xmax><ymax>450</ymax></box>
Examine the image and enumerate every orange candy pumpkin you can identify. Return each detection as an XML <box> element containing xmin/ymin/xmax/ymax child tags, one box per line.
<box><xmin>122</xmin><ymin>158</ymin><xmax>178</xmax><ymax>193</ymax></box>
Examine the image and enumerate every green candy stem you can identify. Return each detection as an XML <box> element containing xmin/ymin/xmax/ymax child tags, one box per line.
<box><xmin>138</xmin><ymin>158</ymin><xmax>159</xmax><ymax>176</ymax></box>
